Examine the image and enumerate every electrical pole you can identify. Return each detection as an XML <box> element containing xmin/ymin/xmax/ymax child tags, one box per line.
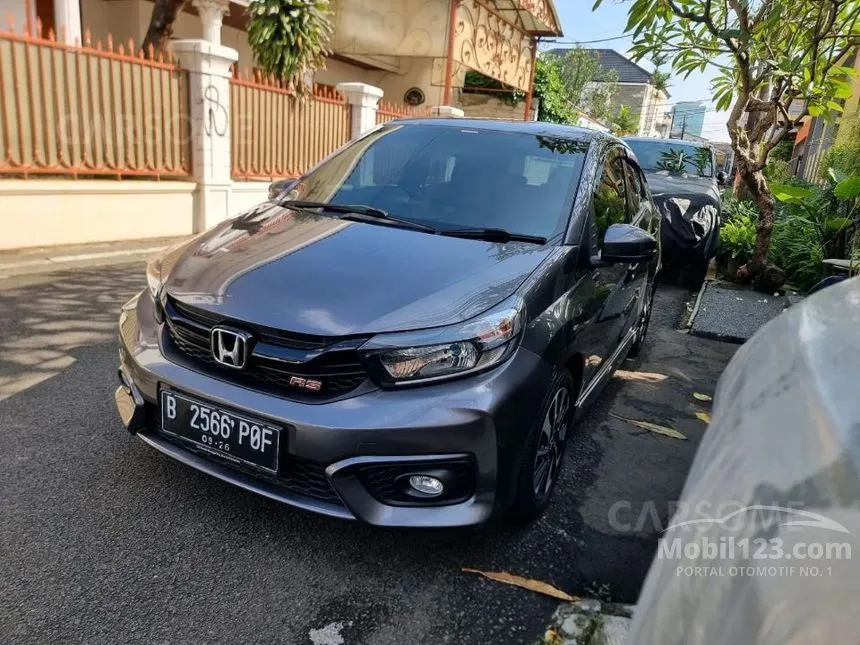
<box><xmin>680</xmin><ymin>114</ymin><xmax>688</xmax><ymax>140</ymax></box>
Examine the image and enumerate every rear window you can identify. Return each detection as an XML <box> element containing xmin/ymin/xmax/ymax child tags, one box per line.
<box><xmin>625</xmin><ymin>140</ymin><xmax>714</xmax><ymax>178</ymax></box>
<box><xmin>293</xmin><ymin>124</ymin><xmax>589</xmax><ymax>239</ymax></box>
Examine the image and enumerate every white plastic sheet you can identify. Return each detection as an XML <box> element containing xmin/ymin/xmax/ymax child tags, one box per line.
<box><xmin>629</xmin><ymin>277</ymin><xmax>860</xmax><ymax>644</ymax></box>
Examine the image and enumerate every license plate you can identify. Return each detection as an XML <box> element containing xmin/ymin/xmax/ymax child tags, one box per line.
<box><xmin>160</xmin><ymin>390</ymin><xmax>280</xmax><ymax>473</ymax></box>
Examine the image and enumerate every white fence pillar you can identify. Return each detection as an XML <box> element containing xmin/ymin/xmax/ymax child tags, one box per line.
<box><xmin>336</xmin><ymin>82</ymin><xmax>384</xmax><ymax>138</ymax></box>
<box><xmin>193</xmin><ymin>0</ymin><xmax>229</xmax><ymax>45</ymax></box>
<box><xmin>172</xmin><ymin>39</ymin><xmax>238</xmax><ymax>232</ymax></box>
<box><xmin>53</xmin><ymin>0</ymin><xmax>82</xmax><ymax>44</ymax></box>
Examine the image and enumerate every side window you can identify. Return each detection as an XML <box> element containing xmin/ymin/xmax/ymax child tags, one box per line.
<box><xmin>592</xmin><ymin>155</ymin><xmax>628</xmax><ymax>248</ymax></box>
<box><xmin>623</xmin><ymin>160</ymin><xmax>644</xmax><ymax>216</ymax></box>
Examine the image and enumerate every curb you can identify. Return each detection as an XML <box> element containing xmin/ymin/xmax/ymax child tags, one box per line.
<box><xmin>545</xmin><ymin>600</ymin><xmax>635</xmax><ymax>645</ymax></box>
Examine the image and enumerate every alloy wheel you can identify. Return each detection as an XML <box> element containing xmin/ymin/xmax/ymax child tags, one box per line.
<box><xmin>533</xmin><ymin>386</ymin><xmax>571</xmax><ymax>498</ymax></box>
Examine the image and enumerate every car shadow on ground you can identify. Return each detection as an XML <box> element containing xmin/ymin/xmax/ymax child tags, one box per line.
<box><xmin>0</xmin><ymin>270</ymin><xmax>738</xmax><ymax>645</ymax></box>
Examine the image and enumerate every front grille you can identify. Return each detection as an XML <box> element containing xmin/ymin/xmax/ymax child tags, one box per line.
<box><xmin>171</xmin><ymin>298</ymin><xmax>343</xmax><ymax>350</ymax></box>
<box><xmin>163</xmin><ymin>298</ymin><xmax>369</xmax><ymax>400</ymax></box>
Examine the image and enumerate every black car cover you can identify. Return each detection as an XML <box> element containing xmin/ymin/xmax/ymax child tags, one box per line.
<box><xmin>646</xmin><ymin>173</ymin><xmax>721</xmax><ymax>266</ymax></box>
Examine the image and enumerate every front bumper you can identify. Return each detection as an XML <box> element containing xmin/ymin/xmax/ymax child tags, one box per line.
<box><xmin>116</xmin><ymin>291</ymin><xmax>552</xmax><ymax>528</ymax></box>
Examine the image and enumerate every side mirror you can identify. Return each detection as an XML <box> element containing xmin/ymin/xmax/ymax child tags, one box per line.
<box><xmin>716</xmin><ymin>170</ymin><xmax>727</xmax><ymax>186</ymax></box>
<box><xmin>601</xmin><ymin>223</ymin><xmax>658</xmax><ymax>263</ymax></box>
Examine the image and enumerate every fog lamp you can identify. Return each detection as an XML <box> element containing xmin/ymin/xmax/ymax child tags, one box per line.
<box><xmin>408</xmin><ymin>475</ymin><xmax>445</xmax><ymax>497</ymax></box>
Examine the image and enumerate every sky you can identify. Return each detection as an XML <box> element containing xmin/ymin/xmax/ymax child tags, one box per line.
<box><xmin>547</xmin><ymin>1</ymin><xmax>731</xmax><ymax>142</ymax></box>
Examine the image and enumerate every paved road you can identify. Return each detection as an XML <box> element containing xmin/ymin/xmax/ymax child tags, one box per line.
<box><xmin>0</xmin><ymin>265</ymin><xmax>736</xmax><ymax>645</ymax></box>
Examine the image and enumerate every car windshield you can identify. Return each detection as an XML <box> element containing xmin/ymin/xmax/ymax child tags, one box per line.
<box><xmin>286</xmin><ymin>124</ymin><xmax>589</xmax><ymax>239</ymax></box>
<box><xmin>625</xmin><ymin>140</ymin><xmax>714</xmax><ymax>178</ymax></box>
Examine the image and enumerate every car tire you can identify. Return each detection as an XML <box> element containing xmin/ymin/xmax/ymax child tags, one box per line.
<box><xmin>628</xmin><ymin>279</ymin><xmax>656</xmax><ymax>358</ymax></box>
<box><xmin>508</xmin><ymin>369</ymin><xmax>575</xmax><ymax>523</ymax></box>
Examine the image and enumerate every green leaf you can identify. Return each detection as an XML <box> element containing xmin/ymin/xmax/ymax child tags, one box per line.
<box><xmin>771</xmin><ymin>183</ymin><xmax>816</xmax><ymax>202</ymax></box>
<box><xmin>834</xmin><ymin>176</ymin><xmax>860</xmax><ymax>200</ymax></box>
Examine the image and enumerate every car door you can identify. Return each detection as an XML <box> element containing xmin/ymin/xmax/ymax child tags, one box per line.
<box><xmin>617</xmin><ymin>154</ymin><xmax>657</xmax><ymax>338</ymax></box>
<box><xmin>577</xmin><ymin>147</ymin><xmax>631</xmax><ymax>386</ymax></box>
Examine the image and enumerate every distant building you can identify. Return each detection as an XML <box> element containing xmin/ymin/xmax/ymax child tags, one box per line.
<box><xmin>547</xmin><ymin>48</ymin><xmax>671</xmax><ymax>137</ymax></box>
<box><xmin>671</xmin><ymin>102</ymin><xmax>707</xmax><ymax>138</ymax></box>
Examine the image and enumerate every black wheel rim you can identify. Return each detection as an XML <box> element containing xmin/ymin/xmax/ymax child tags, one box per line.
<box><xmin>533</xmin><ymin>386</ymin><xmax>570</xmax><ymax>498</ymax></box>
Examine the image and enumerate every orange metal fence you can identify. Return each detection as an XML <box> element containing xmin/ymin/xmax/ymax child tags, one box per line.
<box><xmin>375</xmin><ymin>100</ymin><xmax>432</xmax><ymax>125</ymax></box>
<box><xmin>0</xmin><ymin>24</ymin><xmax>191</xmax><ymax>179</ymax></box>
<box><xmin>230</xmin><ymin>69</ymin><xmax>351</xmax><ymax>180</ymax></box>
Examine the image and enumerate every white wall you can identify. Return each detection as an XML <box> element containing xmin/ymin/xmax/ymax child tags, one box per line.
<box><xmin>0</xmin><ymin>0</ymin><xmax>34</xmax><ymax>31</ymax></box>
<box><xmin>0</xmin><ymin>180</ymin><xmax>196</xmax><ymax>249</ymax></box>
<box><xmin>230</xmin><ymin>180</ymin><xmax>270</xmax><ymax>214</ymax></box>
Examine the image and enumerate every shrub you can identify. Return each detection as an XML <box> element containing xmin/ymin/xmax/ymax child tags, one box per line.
<box><xmin>718</xmin><ymin>213</ymin><xmax>757</xmax><ymax>264</ymax></box>
<box><xmin>764</xmin><ymin>158</ymin><xmax>792</xmax><ymax>184</ymax></box>
<box><xmin>723</xmin><ymin>195</ymin><xmax>760</xmax><ymax>221</ymax></box>
<box><xmin>770</xmin><ymin>217</ymin><xmax>825</xmax><ymax>290</ymax></box>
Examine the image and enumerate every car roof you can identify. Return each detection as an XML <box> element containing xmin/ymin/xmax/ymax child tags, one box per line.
<box><xmin>385</xmin><ymin>118</ymin><xmax>623</xmax><ymax>144</ymax></box>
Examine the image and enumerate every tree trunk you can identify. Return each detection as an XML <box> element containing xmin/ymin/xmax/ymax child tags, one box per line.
<box><xmin>732</xmin><ymin>169</ymin><xmax>745</xmax><ymax>199</ymax></box>
<box><xmin>737</xmin><ymin>157</ymin><xmax>775</xmax><ymax>276</ymax></box>
<box><xmin>142</xmin><ymin>0</ymin><xmax>186</xmax><ymax>56</ymax></box>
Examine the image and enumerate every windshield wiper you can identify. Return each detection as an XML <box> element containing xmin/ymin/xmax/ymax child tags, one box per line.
<box><xmin>280</xmin><ymin>200</ymin><xmax>437</xmax><ymax>232</ymax></box>
<box><xmin>440</xmin><ymin>227</ymin><xmax>547</xmax><ymax>245</ymax></box>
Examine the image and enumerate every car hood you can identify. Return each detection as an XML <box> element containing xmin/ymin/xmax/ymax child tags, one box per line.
<box><xmin>162</xmin><ymin>204</ymin><xmax>553</xmax><ymax>336</ymax></box>
<box><xmin>643</xmin><ymin>172</ymin><xmax>720</xmax><ymax>206</ymax></box>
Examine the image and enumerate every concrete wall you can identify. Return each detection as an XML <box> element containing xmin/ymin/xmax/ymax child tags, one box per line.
<box><xmin>0</xmin><ymin>180</ymin><xmax>196</xmax><ymax>250</ymax></box>
<box><xmin>458</xmin><ymin>93</ymin><xmax>522</xmax><ymax>120</ymax></box>
<box><xmin>329</xmin><ymin>0</ymin><xmax>449</xmax><ymax>59</ymax></box>
<box><xmin>81</xmin><ymin>0</ymin><xmax>254</xmax><ymax>63</ymax></box>
<box><xmin>0</xmin><ymin>0</ymin><xmax>33</xmax><ymax>31</ymax></box>
<box><xmin>614</xmin><ymin>84</ymin><xmax>648</xmax><ymax>135</ymax></box>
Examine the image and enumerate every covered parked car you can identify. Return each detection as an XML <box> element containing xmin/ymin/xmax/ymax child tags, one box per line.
<box><xmin>624</xmin><ymin>137</ymin><xmax>725</xmax><ymax>287</ymax></box>
<box><xmin>115</xmin><ymin>120</ymin><xmax>660</xmax><ymax>528</ymax></box>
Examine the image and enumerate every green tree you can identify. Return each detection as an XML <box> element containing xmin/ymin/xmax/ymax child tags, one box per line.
<box><xmin>612</xmin><ymin>105</ymin><xmax>638</xmax><ymax>135</ymax></box>
<box><xmin>651</xmin><ymin>68</ymin><xmax>670</xmax><ymax>93</ymax></box>
<box><xmin>533</xmin><ymin>55</ymin><xmax>576</xmax><ymax>124</ymax></box>
<box><xmin>247</xmin><ymin>0</ymin><xmax>332</xmax><ymax>90</ymax></box>
<box><xmin>599</xmin><ymin>0</ymin><xmax>860</xmax><ymax>279</ymax></box>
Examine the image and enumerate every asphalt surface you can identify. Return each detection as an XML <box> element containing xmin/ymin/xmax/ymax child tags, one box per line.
<box><xmin>0</xmin><ymin>265</ymin><xmax>736</xmax><ymax>645</ymax></box>
<box><xmin>690</xmin><ymin>281</ymin><xmax>788</xmax><ymax>343</ymax></box>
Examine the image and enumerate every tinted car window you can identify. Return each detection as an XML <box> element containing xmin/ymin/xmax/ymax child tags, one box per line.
<box><xmin>623</xmin><ymin>160</ymin><xmax>644</xmax><ymax>215</ymax></box>
<box><xmin>291</xmin><ymin>124</ymin><xmax>589</xmax><ymax>239</ymax></box>
<box><xmin>624</xmin><ymin>140</ymin><xmax>714</xmax><ymax>178</ymax></box>
<box><xmin>592</xmin><ymin>156</ymin><xmax>628</xmax><ymax>248</ymax></box>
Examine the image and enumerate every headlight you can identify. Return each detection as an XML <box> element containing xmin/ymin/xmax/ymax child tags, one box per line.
<box><xmin>361</xmin><ymin>296</ymin><xmax>525</xmax><ymax>385</ymax></box>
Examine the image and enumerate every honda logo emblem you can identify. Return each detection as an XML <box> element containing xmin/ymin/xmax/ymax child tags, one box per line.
<box><xmin>210</xmin><ymin>327</ymin><xmax>252</xmax><ymax>369</ymax></box>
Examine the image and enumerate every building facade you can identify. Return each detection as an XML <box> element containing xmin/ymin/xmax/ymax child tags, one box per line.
<box><xmin>548</xmin><ymin>48</ymin><xmax>671</xmax><ymax>137</ymax></box>
<box><xmin>0</xmin><ymin>0</ymin><xmax>562</xmax><ymax>250</ymax></box>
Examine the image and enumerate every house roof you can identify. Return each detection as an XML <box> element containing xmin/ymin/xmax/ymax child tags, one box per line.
<box><xmin>547</xmin><ymin>48</ymin><xmax>653</xmax><ymax>84</ymax></box>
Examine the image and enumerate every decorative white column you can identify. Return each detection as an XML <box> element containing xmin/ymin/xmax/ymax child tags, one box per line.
<box><xmin>193</xmin><ymin>0</ymin><xmax>229</xmax><ymax>45</ymax></box>
<box><xmin>336</xmin><ymin>82</ymin><xmax>384</xmax><ymax>138</ymax></box>
<box><xmin>431</xmin><ymin>106</ymin><xmax>465</xmax><ymax>117</ymax></box>
<box><xmin>53</xmin><ymin>0</ymin><xmax>82</xmax><ymax>43</ymax></box>
<box><xmin>172</xmin><ymin>39</ymin><xmax>239</xmax><ymax>232</ymax></box>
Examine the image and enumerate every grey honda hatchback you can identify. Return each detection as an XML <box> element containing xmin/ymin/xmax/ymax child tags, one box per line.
<box><xmin>116</xmin><ymin>119</ymin><xmax>660</xmax><ymax>528</ymax></box>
